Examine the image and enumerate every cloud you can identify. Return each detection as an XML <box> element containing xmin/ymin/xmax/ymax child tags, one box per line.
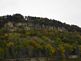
<box><xmin>0</xmin><ymin>0</ymin><xmax>81</xmax><ymax>27</ymax></box>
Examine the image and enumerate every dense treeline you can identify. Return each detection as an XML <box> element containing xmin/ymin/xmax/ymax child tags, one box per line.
<box><xmin>0</xmin><ymin>14</ymin><xmax>81</xmax><ymax>59</ymax></box>
<box><xmin>0</xmin><ymin>14</ymin><xmax>81</xmax><ymax>32</ymax></box>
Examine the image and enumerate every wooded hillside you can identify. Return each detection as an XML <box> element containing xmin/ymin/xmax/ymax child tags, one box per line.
<box><xmin>0</xmin><ymin>14</ymin><xmax>81</xmax><ymax>59</ymax></box>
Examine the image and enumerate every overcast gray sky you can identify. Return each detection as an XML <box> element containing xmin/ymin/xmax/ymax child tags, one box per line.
<box><xmin>0</xmin><ymin>0</ymin><xmax>81</xmax><ymax>27</ymax></box>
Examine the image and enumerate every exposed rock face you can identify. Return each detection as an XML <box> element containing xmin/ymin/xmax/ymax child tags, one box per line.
<box><xmin>0</xmin><ymin>13</ymin><xmax>81</xmax><ymax>32</ymax></box>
